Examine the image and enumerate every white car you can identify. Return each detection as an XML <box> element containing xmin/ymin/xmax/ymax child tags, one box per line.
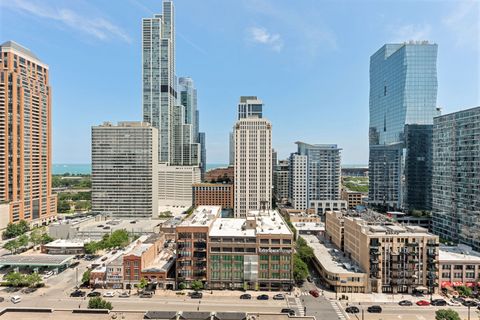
<box><xmin>103</xmin><ymin>291</ymin><xmax>116</xmax><ymax>297</ymax></box>
<box><xmin>10</xmin><ymin>296</ymin><xmax>22</xmax><ymax>304</ymax></box>
<box><xmin>448</xmin><ymin>299</ymin><xmax>462</xmax><ymax>306</ymax></box>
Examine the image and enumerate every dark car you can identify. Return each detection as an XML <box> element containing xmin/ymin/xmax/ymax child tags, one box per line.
<box><xmin>367</xmin><ymin>305</ymin><xmax>382</xmax><ymax>313</ymax></box>
<box><xmin>190</xmin><ymin>292</ymin><xmax>203</xmax><ymax>299</ymax></box>
<box><xmin>280</xmin><ymin>308</ymin><xmax>295</xmax><ymax>316</ymax></box>
<box><xmin>309</xmin><ymin>290</ymin><xmax>319</xmax><ymax>298</ymax></box>
<box><xmin>22</xmin><ymin>287</ymin><xmax>37</xmax><ymax>294</ymax></box>
<box><xmin>87</xmin><ymin>291</ymin><xmax>101</xmax><ymax>297</ymax></box>
<box><xmin>273</xmin><ymin>294</ymin><xmax>285</xmax><ymax>300</ymax></box>
<box><xmin>70</xmin><ymin>290</ymin><xmax>86</xmax><ymax>297</ymax></box>
<box><xmin>345</xmin><ymin>306</ymin><xmax>360</xmax><ymax>314</ymax></box>
<box><xmin>431</xmin><ymin>299</ymin><xmax>447</xmax><ymax>306</ymax></box>
<box><xmin>140</xmin><ymin>291</ymin><xmax>153</xmax><ymax>298</ymax></box>
<box><xmin>463</xmin><ymin>300</ymin><xmax>477</xmax><ymax>307</ymax></box>
<box><xmin>307</xmin><ymin>276</ymin><xmax>313</xmax><ymax>283</ymax></box>
<box><xmin>257</xmin><ymin>294</ymin><xmax>269</xmax><ymax>300</ymax></box>
<box><xmin>240</xmin><ymin>294</ymin><xmax>252</xmax><ymax>299</ymax></box>
<box><xmin>399</xmin><ymin>300</ymin><xmax>413</xmax><ymax>306</ymax></box>
<box><xmin>0</xmin><ymin>297</ymin><xmax>4</xmax><ymax>302</ymax></box>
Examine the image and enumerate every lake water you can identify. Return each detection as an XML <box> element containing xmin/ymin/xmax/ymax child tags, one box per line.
<box><xmin>53</xmin><ymin>163</ymin><xmax>229</xmax><ymax>175</ymax></box>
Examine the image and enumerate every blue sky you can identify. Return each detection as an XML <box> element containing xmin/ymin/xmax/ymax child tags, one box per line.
<box><xmin>1</xmin><ymin>0</ymin><xmax>479</xmax><ymax>164</ymax></box>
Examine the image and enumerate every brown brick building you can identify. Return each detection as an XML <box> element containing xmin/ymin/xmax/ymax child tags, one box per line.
<box><xmin>192</xmin><ymin>183</ymin><xmax>234</xmax><ymax>209</ymax></box>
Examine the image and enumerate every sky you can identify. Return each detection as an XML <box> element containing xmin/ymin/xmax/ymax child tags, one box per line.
<box><xmin>1</xmin><ymin>0</ymin><xmax>479</xmax><ymax>165</ymax></box>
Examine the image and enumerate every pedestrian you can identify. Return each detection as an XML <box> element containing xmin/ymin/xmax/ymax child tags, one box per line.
<box><xmin>78</xmin><ymin>303</ymin><xmax>81</xmax><ymax>309</ymax></box>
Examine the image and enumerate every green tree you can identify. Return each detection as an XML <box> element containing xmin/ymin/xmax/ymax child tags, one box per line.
<box><xmin>84</xmin><ymin>241</ymin><xmax>101</xmax><ymax>254</ymax></box>
<box><xmin>57</xmin><ymin>200</ymin><xmax>71</xmax><ymax>213</ymax></box>
<box><xmin>88</xmin><ymin>297</ymin><xmax>113</xmax><ymax>310</ymax></box>
<box><xmin>81</xmin><ymin>270</ymin><xmax>91</xmax><ymax>284</ymax></box>
<box><xmin>293</xmin><ymin>254</ymin><xmax>309</xmax><ymax>281</ymax></box>
<box><xmin>29</xmin><ymin>229</ymin><xmax>43</xmax><ymax>249</ymax></box>
<box><xmin>456</xmin><ymin>285</ymin><xmax>472</xmax><ymax>297</ymax></box>
<box><xmin>435</xmin><ymin>309</ymin><xmax>461</xmax><ymax>320</ymax></box>
<box><xmin>105</xmin><ymin>229</ymin><xmax>130</xmax><ymax>249</ymax></box>
<box><xmin>2</xmin><ymin>220</ymin><xmax>30</xmax><ymax>239</ymax></box>
<box><xmin>4</xmin><ymin>239</ymin><xmax>19</xmax><ymax>254</ymax></box>
<box><xmin>17</xmin><ymin>234</ymin><xmax>29</xmax><ymax>249</ymax></box>
<box><xmin>296</xmin><ymin>238</ymin><xmax>314</xmax><ymax>262</ymax></box>
<box><xmin>191</xmin><ymin>280</ymin><xmax>203</xmax><ymax>291</ymax></box>
<box><xmin>25</xmin><ymin>273</ymin><xmax>43</xmax><ymax>288</ymax></box>
<box><xmin>4</xmin><ymin>272</ymin><xmax>25</xmax><ymax>287</ymax></box>
<box><xmin>178</xmin><ymin>282</ymin><xmax>186</xmax><ymax>290</ymax></box>
<box><xmin>40</xmin><ymin>233</ymin><xmax>54</xmax><ymax>245</ymax></box>
<box><xmin>138</xmin><ymin>277</ymin><xmax>148</xmax><ymax>291</ymax></box>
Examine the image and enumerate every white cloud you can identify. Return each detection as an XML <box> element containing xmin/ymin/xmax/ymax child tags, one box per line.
<box><xmin>247</xmin><ymin>26</ymin><xmax>283</xmax><ymax>52</ymax></box>
<box><xmin>391</xmin><ymin>23</ymin><xmax>432</xmax><ymax>42</ymax></box>
<box><xmin>2</xmin><ymin>0</ymin><xmax>131</xmax><ymax>43</ymax></box>
<box><xmin>442</xmin><ymin>0</ymin><xmax>479</xmax><ymax>49</ymax></box>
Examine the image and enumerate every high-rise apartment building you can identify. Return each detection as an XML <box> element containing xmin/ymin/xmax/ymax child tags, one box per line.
<box><xmin>289</xmin><ymin>142</ymin><xmax>341</xmax><ymax>211</ymax></box>
<box><xmin>91</xmin><ymin>122</ymin><xmax>158</xmax><ymax>217</ymax></box>
<box><xmin>158</xmin><ymin>163</ymin><xmax>201</xmax><ymax>207</ymax></box>
<box><xmin>142</xmin><ymin>1</ymin><xmax>175</xmax><ymax>163</ymax></box>
<box><xmin>234</xmin><ymin>116</ymin><xmax>272</xmax><ymax>218</ymax></box>
<box><xmin>369</xmin><ymin>42</ymin><xmax>438</xmax><ymax>211</ymax></box>
<box><xmin>273</xmin><ymin>160</ymin><xmax>290</xmax><ymax>204</ymax></box>
<box><xmin>198</xmin><ymin>132</ymin><xmax>206</xmax><ymax>179</ymax></box>
<box><xmin>0</xmin><ymin>41</ymin><xmax>57</xmax><ymax>225</ymax></box>
<box><xmin>171</xmin><ymin>104</ymin><xmax>200</xmax><ymax>166</ymax></box>
<box><xmin>237</xmin><ymin>96</ymin><xmax>263</xmax><ymax>120</ymax></box>
<box><xmin>432</xmin><ymin>107</ymin><xmax>480</xmax><ymax>251</ymax></box>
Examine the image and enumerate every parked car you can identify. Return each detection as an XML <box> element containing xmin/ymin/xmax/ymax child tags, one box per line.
<box><xmin>416</xmin><ymin>300</ymin><xmax>431</xmax><ymax>306</ymax></box>
<box><xmin>280</xmin><ymin>308</ymin><xmax>296</xmax><ymax>316</ymax></box>
<box><xmin>345</xmin><ymin>306</ymin><xmax>360</xmax><ymax>314</ymax></box>
<box><xmin>140</xmin><ymin>291</ymin><xmax>153</xmax><ymax>298</ymax></box>
<box><xmin>309</xmin><ymin>290</ymin><xmax>319</xmax><ymax>298</ymax></box>
<box><xmin>190</xmin><ymin>292</ymin><xmax>203</xmax><ymax>299</ymax></box>
<box><xmin>70</xmin><ymin>290</ymin><xmax>86</xmax><ymax>298</ymax></box>
<box><xmin>0</xmin><ymin>297</ymin><xmax>5</xmax><ymax>302</ymax></box>
<box><xmin>307</xmin><ymin>276</ymin><xmax>313</xmax><ymax>283</ymax></box>
<box><xmin>367</xmin><ymin>305</ymin><xmax>382</xmax><ymax>313</ymax></box>
<box><xmin>22</xmin><ymin>287</ymin><xmax>37</xmax><ymax>294</ymax></box>
<box><xmin>10</xmin><ymin>296</ymin><xmax>22</xmax><ymax>304</ymax></box>
<box><xmin>257</xmin><ymin>294</ymin><xmax>269</xmax><ymax>300</ymax></box>
<box><xmin>448</xmin><ymin>299</ymin><xmax>462</xmax><ymax>306</ymax></box>
<box><xmin>103</xmin><ymin>291</ymin><xmax>116</xmax><ymax>298</ymax></box>
<box><xmin>119</xmin><ymin>292</ymin><xmax>130</xmax><ymax>298</ymax></box>
<box><xmin>273</xmin><ymin>294</ymin><xmax>285</xmax><ymax>300</ymax></box>
<box><xmin>240</xmin><ymin>294</ymin><xmax>252</xmax><ymax>299</ymax></box>
<box><xmin>431</xmin><ymin>299</ymin><xmax>447</xmax><ymax>306</ymax></box>
<box><xmin>462</xmin><ymin>300</ymin><xmax>477</xmax><ymax>307</ymax></box>
<box><xmin>399</xmin><ymin>300</ymin><xmax>413</xmax><ymax>306</ymax></box>
<box><xmin>87</xmin><ymin>291</ymin><xmax>101</xmax><ymax>297</ymax></box>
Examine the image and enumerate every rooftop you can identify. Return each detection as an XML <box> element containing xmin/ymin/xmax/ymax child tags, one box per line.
<box><xmin>0</xmin><ymin>254</ymin><xmax>75</xmax><ymax>267</ymax></box>
<box><xmin>302</xmin><ymin>234</ymin><xmax>365</xmax><ymax>275</ymax></box>
<box><xmin>209</xmin><ymin>218</ymin><xmax>256</xmax><ymax>237</ymax></box>
<box><xmin>0</xmin><ymin>41</ymin><xmax>46</xmax><ymax>67</ymax></box>
<box><xmin>439</xmin><ymin>245</ymin><xmax>480</xmax><ymax>263</ymax></box>
<box><xmin>142</xmin><ymin>244</ymin><xmax>175</xmax><ymax>273</ymax></box>
<box><xmin>44</xmin><ymin>239</ymin><xmax>87</xmax><ymax>248</ymax></box>
<box><xmin>248</xmin><ymin>210</ymin><xmax>292</xmax><ymax>235</ymax></box>
<box><xmin>179</xmin><ymin>206</ymin><xmax>222</xmax><ymax>227</ymax></box>
<box><xmin>293</xmin><ymin>222</ymin><xmax>325</xmax><ymax>232</ymax></box>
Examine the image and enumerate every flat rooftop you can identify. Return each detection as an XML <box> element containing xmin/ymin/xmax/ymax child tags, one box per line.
<box><xmin>0</xmin><ymin>254</ymin><xmax>75</xmax><ymax>267</ymax></box>
<box><xmin>439</xmin><ymin>245</ymin><xmax>480</xmax><ymax>263</ymax></box>
<box><xmin>77</xmin><ymin>217</ymin><xmax>159</xmax><ymax>235</ymax></box>
<box><xmin>293</xmin><ymin>222</ymin><xmax>325</xmax><ymax>232</ymax></box>
<box><xmin>179</xmin><ymin>206</ymin><xmax>222</xmax><ymax>227</ymax></box>
<box><xmin>44</xmin><ymin>239</ymin><xmax>86</xmax><ymax>248</ymax></box>
<box><xmin>302</xmin><ymin>234</ymin><xmax>365</xmax><ymax>275</ymax></box>
<box><xmin>209</xmin><ymin>218</ymin><xmax>256</xmax><ymax>237</ymax></box>
<box><xmin>142</xmin><ymin>244</ymin><xmax>175</xmax><ymax>273</ymax></box>
<box><xmin>248</xmin><ymin>210</ymin><xmax>292</xmax><ymax>235</ymax></box>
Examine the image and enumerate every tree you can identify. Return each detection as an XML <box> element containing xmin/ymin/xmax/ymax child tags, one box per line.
<box><xmin>178</xmin><ymin>282</ymin><xmax>187</xmax><ymax>290</ymax></box>
<box><xmin>191</xmin><ymin>280</ymin><xmax>203</xmax><ymax>291</ymax></box>
<box><xmin>4</xmin><ymin>239</ymin><xmax>19</xmax><ymax>254</ymax></box>
<box><xmin>17</xmin><ymin>234</ymin><xmax>29</xmax><ymax>249</ymax></box>
<box><xmin>84</xmin><ymin>241</ymin><xmax>101</xmax><ymax>254</ymax></box>
<box><xmin>88</xmin><ymin>297</ymin><xmax>113</xmax><ymax>310</ymax></box>
<box><xmin>25</xmin><ymin>273</ymin><xmax>43</xmax><ymax>288</ymax></box>
<box><xmin>138</xmin><ymin>277</ymin><xmax>148</xmax><ymax>291</ymax></box>
<box><xmin>296</xmin><ymin>238</ymin><xmax>314</xmax><ymax>262</ymax></box>
<box><xmin>105</xmin><ymin>230</ymin><xmax>129</xmax><ymax>249</ymax></box>
<box><xmin>4</xmin><ymin>272</ymin><xmax>24</xmax><ymax>287</ymax></box>
<box><xmin>82</xmin><ymin>270</ymin><xmax>91</xmax><ymax>284</ymax></box>
<box><xmin>30</xmin><ymin>229</ymin><xmax>43</xmax><ymax>249</ymax></box>
<box><xmin>57</xmin><ymin>200</ymin><xmax>71</xmax><ymax>213</ymax></box>
<box><xmin>293</xmin><ymin>254</ymin><xmax>308</xmax><ymax>281</ymax></box>
<box><xmin>456</xmin><ymin>285</ymin><xmax>472</xmax><ymax>297</ymax></box>
<box><xmin>435</xmin><ymin>309</ymin><xmax>461</xmax><ymax>320</ymax></box>
<box><xmin>40</xmin><ymin>233</ymin><xmax>54</xmax><ymax>245</ymax></box>
<box><xmin>2</xmin><ymin>220</ymin><xmax>30</xmax><ymax>239</ymax></box>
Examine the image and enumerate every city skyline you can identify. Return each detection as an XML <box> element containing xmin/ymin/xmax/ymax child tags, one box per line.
<box><xmin>1</xmin><ymin>0</ymin><xmax>478</xmax><ymax>165</ymax></box>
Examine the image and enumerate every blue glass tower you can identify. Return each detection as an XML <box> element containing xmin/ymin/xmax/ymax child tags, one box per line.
<box><xmin>368</xmin><ymin>42</ymin><xmax>438</xmax><ymax>211</ymax></box>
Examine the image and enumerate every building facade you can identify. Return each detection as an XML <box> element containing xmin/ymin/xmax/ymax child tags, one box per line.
<box><xmin>91</xmin><ymin>122</ymin><xmax>158</xmax><ymax>217</ymax></box>
<box><xmin>205</xmin><ymin>166</ymin><xmax>234</xmax><ymax>183</ymax></box>
<box><xmin>439</xmin><ymin>245</ymin><xmax>480</xmax><ymax>291</ymax></box>
<box><xmin>0</xmin><ymin>41</ymin><xmax>57</xmax><ymax>225</ymax></box>
<box><xmin>234</xmin><ymin>117</ymin><xmax>272</xmax><ymax>218</ymax></box>
<box><xmin>289</xmin><ymin>142</ymin><xmax>341</xmax><ymax>212</ymax></box>
<box><xmin>369</xmin><ymin>42</ymin><xmax>438</xmax><ymax>211</ymax></box>
<box><xmin>432</xmin><ymin>107</ymin><xmax>480</xmax><ymax>251</ymax></box>
<box><xmin>192</xmin><ymin>183</ymin><xmax>234</xmax><ymax>209</ymax></box>
<box><xmin>341</xmin><ymin>190</ymin><xmax>365</xmax><ymax>209</ymax></box>
<box><xmin>158</xmin><ymin>163</ymin><xmax>201</xmax><ymax>207</ymax></box>
<box><xmin>273</xmin><ymin>160</ymin><xmax>289</xmax><ymax>204</ymax></box>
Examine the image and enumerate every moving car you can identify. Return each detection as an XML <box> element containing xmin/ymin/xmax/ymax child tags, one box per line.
<box><xmin>119</xmin><ymin>292</ymin><xmax>130</xmax><ymax>298</ymax></box>
<box><xmin>273</xmin><ymin>294</ymin><xmax>285</xmax><ymax>300</ymax></box>
<box><xmin>10</xmin><ymin>296</ymin><xmax>21</xmax><ymax>304</ymax></box>
<box><xmin>70</xmin><ymin>290</ymin><xmax>86</xmax><ymax>297</ymax></box>
<box><xmin>240</xmin><ymin>294</ymin><xmax>252</xmax><ymax>299</ymax></box>
<box><xmin>367</xmin><ymin>305</ymin><xmax>382</xmax><ymax>313</ymax></box>
<box><xmin>140</xmin><ymin>292</ymin><xmax>153</xmax><ymax>298</ymax></box>
<box><xmin>399</xmin><ymin>300</ymin><xmax>413</xmax><ymax>306</ymax></box>
<box><xmin>280</xmin><ymin>308</ymin><xmax>295</xmax><ymax>316</ymax></box>
<box><xmin>309</xmin><ymin>290</ymin><xmax>319</xmax><ymax>298</ymax></box>
<box><xmin>416</xmin><ymin>300</ymin><xmax>430</xmax><ymax>306</ymax></box>
<box><xmin>431</xmin><ymin>299</ymin><xmax>447</xmax><ymax>306</ymax></box>
<box><xmin>257</xmin><ymin>294</ymin><xmax>269</xmax><ymax>300</ymax></box>
<box><xmin>103</xmin><ymin>291</ymin><xmax>116</xmax><ymax>298</ymax></box>
<box><xmin>190</xmin><ymin>292</ymin><xmax>203</xmax><ymax>299</ymax></box>
<box><xmin>345</xmin><ymin>306</ymin><xmax>360</xmax><ymax>314</ymax></box>
<box><xmin>87</xmin><ymin>291</ymin><xmax>101</xmax><ymax>297</ymax></box>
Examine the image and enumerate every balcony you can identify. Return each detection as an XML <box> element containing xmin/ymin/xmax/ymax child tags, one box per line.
<box><xmin>370</xmin><ymin>258</ymin><xmax>379</xmax><ymax>264</ymax></box>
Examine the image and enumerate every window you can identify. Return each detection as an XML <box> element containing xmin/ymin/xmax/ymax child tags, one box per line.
<box><xmin>260</xmin><ymin>255</ymin><xmax>268</xmax><ymax>261</ymax></box>
<box><xmin>442</xmin><ymin>264</ymin><xmax>451</xmax><ymax>270</ymax></box>
<box><xmin>453</xmin><ymin>273</ymin><xmax>462</xmax><ymax>278</ymax></box>
<box><xmin>454</xmin><ymin>265</ymin><xmax>463</xmax><ymax>270</ymax></box>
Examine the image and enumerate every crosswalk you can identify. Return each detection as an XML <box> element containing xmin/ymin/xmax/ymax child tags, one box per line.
<box><xmin>287</xmin><ymin>296</ymin><xmax>304</xmax><ymax>316</ymax></box>
<box><xmin>329</xmin><ymin>300</ymin><xmax>348</xmax><ymax>320</ymax></box>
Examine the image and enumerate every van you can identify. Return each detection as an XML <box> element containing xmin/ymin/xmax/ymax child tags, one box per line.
<box><xmin>11</xmin><ymin>296</ymin><xmax>22</xmax><ymax>304</ymax></box>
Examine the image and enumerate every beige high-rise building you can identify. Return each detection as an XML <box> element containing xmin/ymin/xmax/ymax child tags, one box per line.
<box><xmin>0</xmin><ymin>41</ymin><xmax>57</xmax><ymax>226</ymax></box>
<box><xmin>234</xmin><ymin>116</ymin><xmax>272</xmax><ymax>218</ymax></box>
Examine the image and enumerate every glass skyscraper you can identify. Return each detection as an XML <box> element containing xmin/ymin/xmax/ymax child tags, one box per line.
<box><xmin>368</xmin><ymin>41</ymin><xmax>438</xmax><ymax>211</ymax></box>
<box><xmin>432</xmin><ymin>107</ymin><xmax>480</xmax><ymax>250</ymax></box>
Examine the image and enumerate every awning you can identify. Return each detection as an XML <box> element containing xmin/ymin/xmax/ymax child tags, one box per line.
<box><xmin>466</xmin><ymin>282</ymin><xmax>476</xmax><ymax>288</ymax></box>
<box><xmin>441</xmin><ymin>281</ymin><xmax>452</xmax><ymax>288</ymax></box>
<box><xmin>453</xmin><ymin>281</ymin><xmax>464</xmax><ymax>287</ymax></box>
<box><xmin>415</xmin><ymin>286</ymin><xmax>428</xmax><ymax>291</ymax></box>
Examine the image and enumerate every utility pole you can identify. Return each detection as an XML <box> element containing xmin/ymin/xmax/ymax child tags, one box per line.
<box><xmin>75</xmin><ymin>267</ymin><xmax>78</xmax><ymax>288</ymax></box>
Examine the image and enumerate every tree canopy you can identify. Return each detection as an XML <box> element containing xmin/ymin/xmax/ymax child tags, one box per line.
<box><xmin>435</xmin><ymin>309</ymin><xmax>461</xmax><ymax>320</ymax></box>
<box><xmin>88</xmin><ymin>297</ymin><xmax>112</xmax><ymax>310</ymax></box>
<box><xmin>2</xmin><ymin>220</ymin><xmax>30</xmax><ymax>239</ymax></box>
